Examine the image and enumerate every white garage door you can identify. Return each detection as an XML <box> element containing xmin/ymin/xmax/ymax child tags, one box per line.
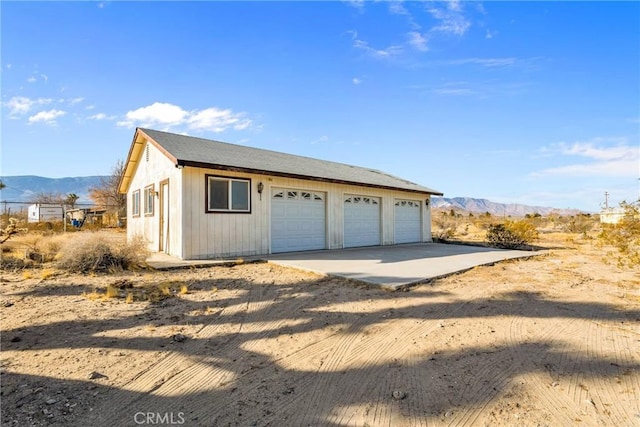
<box><xmin>344</xmin><ymin>195</ymin><xmax>381</xmax><ymax>248</ymax></box>
<box><xmin>395</xmin><ymin>199</ymin><xmax>421</xmax><ymax>244</ymax></box>
<box><xmin>271</xmin><ymin>188</ymin><xmax>326</xmax><ymax>253</ymax></box>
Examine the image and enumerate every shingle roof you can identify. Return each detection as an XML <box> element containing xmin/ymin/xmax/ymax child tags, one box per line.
<box><xmin>138</xmin><ymin>128</ymin><xmax>442</xmax><ymax>195</ymax></box>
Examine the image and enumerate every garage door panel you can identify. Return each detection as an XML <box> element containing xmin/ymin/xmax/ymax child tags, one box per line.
<box><xmin>395</xmin><ymin>199</ymin><xmax>421</xmax><ymax>244</ymax></box>
<box><xmin>271</xmin><ymin>188</ymin><xmax>326</xmax><ymax>253</ymax></box>
<box><xmin>344</xmin><ymin>195</ymin><xmax>381</xmax><ymax>248</ymax></box>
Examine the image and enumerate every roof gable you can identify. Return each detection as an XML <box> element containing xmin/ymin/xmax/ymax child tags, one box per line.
<box><xmin>120</xmin><ymin>128</ymin><xmax>442</xmax><ymax>195</ymax></box>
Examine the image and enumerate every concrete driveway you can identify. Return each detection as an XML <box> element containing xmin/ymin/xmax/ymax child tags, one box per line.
<box><xmin>267</xmin><ymin>243</ymin><xmax>543</xmax><ymax>290</ymax></box>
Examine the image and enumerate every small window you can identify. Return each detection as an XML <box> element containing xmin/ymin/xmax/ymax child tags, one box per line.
<box><xmin>144</xmin><ymin>185</ymin><xmax>154</xmax><ymax>215</ymax></box>
<box><xmin>301</xmin><ymin>192</ymin><xmax>311</xmax><ymax>200</ymax></box>
<box><xmin>132</xmin><ymin>190</ymin><xmax>140</xmax><ymax>217</ymax></box>
<box><xmin>314</xmin><ymin>193</ymin><xmax>324</xmax><ymax>201</ymax></box>
<box><xmin>287</xmin><ymin>191</ymin><xmax>298</xmax><ymax>200</ymax></box>
<box><xmin>273</xmin><ymin>191</ymin><xmax>284</xmax><ymax>199</ymax></box>
<box><xmin>206</xmin><ymin>175</ymin><xmax>250</xmax><ymax>213</ymax></box>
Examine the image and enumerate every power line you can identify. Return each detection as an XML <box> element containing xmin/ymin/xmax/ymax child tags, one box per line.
<box><xmin>0</xmin><ymin>200</ymin><xmax>123</xmax><ymax>208</ymax></box>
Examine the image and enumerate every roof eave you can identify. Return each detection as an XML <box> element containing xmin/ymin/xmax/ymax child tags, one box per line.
<box><xmin>118</xmin><ymin>128</ymin><xmax>179</xmax><ymax>194</ymax></box>
<box><xmin>177</xmin><ymin>159</ymin><xmax>442</xmax><ymax>196</ymax></box>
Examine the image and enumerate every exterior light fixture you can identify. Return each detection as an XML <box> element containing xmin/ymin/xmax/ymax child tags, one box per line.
<box><xmin>257</xmin><ymin>182</ymin><xmax>264</xmax><ymax>200</ymax></box>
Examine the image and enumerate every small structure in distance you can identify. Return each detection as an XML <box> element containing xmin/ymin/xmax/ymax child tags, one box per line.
<box><xmin>27</xmin><ymin>203</ymin><xmax>64</xmax><ymax>223</ymax></box>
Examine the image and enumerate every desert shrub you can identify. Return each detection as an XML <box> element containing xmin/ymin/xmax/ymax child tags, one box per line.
<box><xmin>0</xmin><ymin>255</ymin><xmax>27</xmax><ymax>271</ymax></box>
<box><xmin>0</xmin><ymin>218</ymin><xmax>28</xmax><ymax>244</ymax></box>
<box><xmin>486</xmin><ymin>220</ymin><xmax>538</xmax><ymax>249</ymax></box>
<box><xmin>599</xmin><ymin>201</ymin><xmax>640</xmax><ymax>268</ymax></box>
<box><xmin>562</xmin><ymin>214</ymin><xmax>595</xmax><ymax>234</ymax></box>
<box><xmin>433</xmin><ymin>214</ymin><xmax>458</xmax><ymax>241</ymax></box>
<box><xmin>57</xmin><ymin>233</ymin><xmax>149</xmax><ymax>273</ymax></box>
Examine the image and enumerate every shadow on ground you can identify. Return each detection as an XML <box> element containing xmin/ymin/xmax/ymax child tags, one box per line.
<box><xmin>2</xmin><ymin>267</ymin><xmax>639</xmax><ymax>426</ymax></box>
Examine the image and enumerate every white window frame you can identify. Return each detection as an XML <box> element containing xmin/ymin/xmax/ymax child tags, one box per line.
<box><xmin>132</xmin><ymin>190</ymin><xmax>140</xmax><ymax>217</ymax></box>
<box><xmin>206</xmin><ymin>175</ymin><xmax>251</xmax><ymax>213</ymax></box>
<box><xmin>144</xmin><ymin>185</ymin><xmax>155</xmax><ymax>216</ymax></box>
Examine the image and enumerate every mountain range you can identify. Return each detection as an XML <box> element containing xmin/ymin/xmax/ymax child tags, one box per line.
<box><xmin>0</xmin><ymin>175</ymin><xmax>103</xmax><ymax>208</ymax></box>
<box><xmin>0</xmin><ymin>175</ymin><xmax>582</xmax><ymax>216</ymax></box>
<box><xmin>431</xmin><ymin>196</ymin><xmax>582</xmax><ymax>216</ymax></box>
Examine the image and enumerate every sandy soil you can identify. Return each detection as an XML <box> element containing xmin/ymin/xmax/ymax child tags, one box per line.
<box><xmin>1</xmin><ymin>233</ymin><xmax>639</xmax><ymax>426</ymax></box>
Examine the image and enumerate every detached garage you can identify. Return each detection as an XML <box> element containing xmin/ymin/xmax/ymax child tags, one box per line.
<box><xmin>119</xmin><ymin>128</ymin><xmax>443</xmax><ymax>259</ymax></box>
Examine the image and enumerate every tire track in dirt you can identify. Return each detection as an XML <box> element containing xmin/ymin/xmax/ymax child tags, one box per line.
<box><xmin>609</xmin><ymin>323</ymin><xmax>640</xmax><ymax>418</ymax></box>
<box><xmin>87</xmin><ymin>283</ymin><xmax>326</xmax><ymax>425</ymax></box>
<box><xmin>449</xmin><ymin>303</ymin><xmax>589</xmax><ymax>427</ymax></box>
<box><xmin>292</xmin><ymin>291</ymin><xmax>486</xmax><ymax>426</ymax></box>
<box><xmin>585</xmin><ymin>314</ymin><xmax>639</xmax><ymax>425</ymax></box>
<box><xmin>500</xmin><ymin>312</ymin><xmax>585</xmax><ymax>425</ymax></box>
<box><xmin>485</xmin><ymin>300</ymin><xmax>633</xmax><ymax>427</ymax></box>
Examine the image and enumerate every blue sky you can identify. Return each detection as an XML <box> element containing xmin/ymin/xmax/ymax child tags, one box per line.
<box><xmin>1</xmin><ymin>1</ymin><xmax>638</xmax><ymax>211</ymax></box>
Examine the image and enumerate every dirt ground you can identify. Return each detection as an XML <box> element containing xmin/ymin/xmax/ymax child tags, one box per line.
<box><xmin>1</xmin><ymin>232</ymin><xmax>639</xmax><ymax>426</ymax></box>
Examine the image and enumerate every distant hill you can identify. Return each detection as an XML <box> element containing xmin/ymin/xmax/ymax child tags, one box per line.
<box><xmin>0</xmin><ymin>175</ymin><xmax>582</xmax><ymax>217</ymax></box>
<box><xmin>432</xmin><ymin>196</ymin><xmax>583</xmax><ymax>217</ymax></box>
<box><xmin>0</xmin><ymin>175</ymin><xmax>105</xmax><ymax>206</ymax></box>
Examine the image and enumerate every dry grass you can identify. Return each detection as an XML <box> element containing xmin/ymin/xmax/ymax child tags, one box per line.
<box><xmin>40</xmin><ymin>268</ymin><xmax>55</xmax><ymax>280</ymax></box>
<box><xmin>56</xmin><ymin>232</ymin><xmax>149</xmax><ymax>273</ymax></box>
<box><xmin>82</xmin><ymin>280</ymin><xmax>192</xmax><ymax>303</ymax></box>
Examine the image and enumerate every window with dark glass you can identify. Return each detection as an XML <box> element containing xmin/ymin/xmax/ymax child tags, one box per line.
<box><xmin>207</xmin><ymin>176</ymin><xmax>250</xmax><ymax>213</ymax></box>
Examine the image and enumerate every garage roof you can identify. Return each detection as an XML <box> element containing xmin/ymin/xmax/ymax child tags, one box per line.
<box><xmin>120</xmin><ymin>128</ymin><xmax>443</xmax><ymax>195</ymax></box>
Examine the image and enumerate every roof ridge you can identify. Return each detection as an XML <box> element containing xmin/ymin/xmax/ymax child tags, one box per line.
<box><xmin>139</xmin><ymin>128</ymin><xmax>403</xmax><ymax>176</ymax></box>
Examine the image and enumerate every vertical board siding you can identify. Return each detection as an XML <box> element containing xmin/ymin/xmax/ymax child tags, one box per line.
<box><xmin>180</xmin><ymin>167</ymin><xmax>434</xmax><ymax>259</ymax></box>
<box><xmin>126</xmin><ymin>141</ymin><xmax>182</xmax><ymax>258</ymax></box>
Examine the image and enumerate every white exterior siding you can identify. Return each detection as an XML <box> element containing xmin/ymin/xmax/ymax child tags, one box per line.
<box><xmin>180</xmin><ymin>166</ymin><xmax>433</xmax><ymax>259</ymax></box>
<box><xmin>126</xmin><ymin>142</ymin><xmax>183</xmax><ymax>257</ymax></box>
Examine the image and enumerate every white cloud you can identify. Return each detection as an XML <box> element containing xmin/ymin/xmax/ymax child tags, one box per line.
<box><xmin>389</xmin><ymin>1</ymin><xmax>409</xmax><ymax>16</ymax></box>
<box><xmin>352</xmin><ymin>77</ymin><xmax>362</xmax><ymax>85</ymax></box>
<box><xmin>41</xmin><ymin>74</ymin><xmax>48</xmax><ymax>84</ymax></box>
<box><xmin>407</xmin><ymin>31</ymin><xmax>429</xmax><ymax>51</ymax></box>
<box><xmin>187</xmin><ymin>107</ymin><xmax>251</xmax><ymax>132</ymax></box>
<box><xmin>69</xmin><ymin>97</ymin><xmax>85</xmax><ymax>105</ymax></box>
<box><xmin>118</xmin><ymin>102</ymin><xmax>188</xmax><ymax>128</ymax></box>
<box><xmin>350</xmin><ymin>31</ymin><xmax>403</xmax><ymax>59</ymax></box>
<box><xmin>27</xmin><ymin>76</ymin><xmax>37</xmax><ymax>83</ymax></box>
<box><xmin>346</xmin><ymin>0</ymin><xmax>365</xmax><ymax>11</ymax></box>
<box><xmin>311</xmin><ymin>135</ymin><xmax>329</xmax><ymax>145</ymax></box>
<box><xmin>486</xmin><ymin>30</ymin><xmax>497</xmax><ymax>39</ymax></box>
<box><xmin>433</xmin><ymin>81</ymin><xmax>476</xmax><ymax>96</ymax></box>
<box><xmin>443</xmin><ymin>57</ymin><xmax>517</xmax><ymax>68</ymax></box>
<box><xmin>427</xmin><ymin>3</ymin><xmax>471</xmax><ymax>36</ymax></box>
<box><xmin>28</xmin><ymin>109</ymin><xmax>66</xmax><ymax>125</ymax></box>
<box><xmin>88</xmin><ymin>113</ymin><xmax>115</xmax><ymax>120</ymax></box>
<box><xmin>434</xmin><ymin>87</ymin><xmax>475</xmax><ymax>96</ymax></box>
<box><xmin>117</xmin><ymin>102</ymin><xmax>252</xmax><ymax>133</ymax></box>
<box><xmin>446</xmin><ymin>0</ymin><xmax>462</xmax><ymax>12</ymax></box>
<box><xmin>5</xmin><ymin>96</ymin><xmax>53</xmax><ymax>116</ymax></box>
<box><xmin>533</xmin><ymin>139</ymin><xmax>639</xmax><ymax>177</ymax></box>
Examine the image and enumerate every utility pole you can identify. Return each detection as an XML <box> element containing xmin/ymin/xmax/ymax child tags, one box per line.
<box><xmin>604</xmin><ymin>191</ymin><xmax>609</xmax><ymax>209</ymax></box>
